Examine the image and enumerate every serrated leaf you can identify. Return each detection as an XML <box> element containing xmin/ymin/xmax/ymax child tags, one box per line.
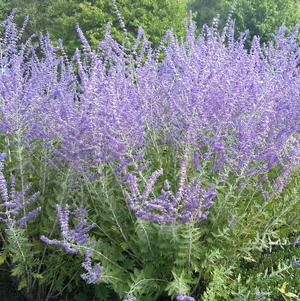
<box><xmin>278</xmin><ymin>282</ymin><xmax>287</xmax><ymax>293</ymax></box>
<box><xmin>33</xmin><ymin>273</ymin><xmax>44</xmax><ymax>279</ymax></box>
<box><xmin>11</xmin><ymin>266</ymin><xmax>22</xmax><ymax>277</ymax></box>
<box><xmin>0</xmin><ymin>253</ymin><xmax>6</xmax><ymax>265</ymax></box>
<box><xmin>18</xmin><ymin>278</ymin><xmax>27</xmax><ymax>290</ymax></box>
<box><xmin>285</xmin><ymin>292</ymin><xmax>298</xmax><ymax>298</ymax></box>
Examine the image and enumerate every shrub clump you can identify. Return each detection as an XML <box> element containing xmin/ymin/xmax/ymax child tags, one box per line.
<box><xmin>0</xmin><ymin>10</ymin><xmax>299</xmax><ymax>301</ymax></box>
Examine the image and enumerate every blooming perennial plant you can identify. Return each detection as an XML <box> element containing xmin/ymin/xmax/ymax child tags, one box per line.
<box><xmin>0</xmin><ymin>8</ymin><xmax>299</xmax><ymax>301</ymax></box>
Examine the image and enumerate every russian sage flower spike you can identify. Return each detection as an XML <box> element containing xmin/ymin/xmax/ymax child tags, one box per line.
<box><xmin>142</xmin><ymin>168</ymin><xmax>163</xmax><ymax>200</ymax></box>
<box><xmin>176</xmin><ymin>151</ymin><xmax>189</xmax><ymax>202</ymax></box>
<box><xmin>0</xmin><ymin>154</ymin><xmax>41</xmax><ymax>228</ymax></box>
<box><xmin>0</xmin><ymin>154</ymin><xmax>8</xmax><ymax>202</ymax></box>
<box><xmin>81</xmin><ymin>251</ymin><xmax>102</xmax><ymax>284</ymax></box>
<box><xmin>177</xmin><ymin>291</ymin><xmax>195</xmax><ymax>301</ymax></box>
<box><xmin>75</xmin><ymin>23</ymin><xmax>92</xmax><ymax>53</ymax></box>
<box><xmin>193</xmin><ymin>151</ymin><xmax>200</xmax><ymax>171</ymax></box>
<box><xmin>0</xmin><ymin>154</ymin><xmax>9</xmax><ymax>203</ymax></box>
<box><xmin>40</xmin><ymin>205</ymin><xmax>101</xmax><ymax>284</ymax></box>
<box><xmin>125</xmin><ymin>152</ymin><xmax>217</xmax><ymax>224</ymax></box>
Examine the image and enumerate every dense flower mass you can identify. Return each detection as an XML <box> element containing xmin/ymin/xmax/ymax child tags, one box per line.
<box><xmin>0</xmin><ymin>12</ymin><xmax>298</xmax><ymax>182</ymax></box>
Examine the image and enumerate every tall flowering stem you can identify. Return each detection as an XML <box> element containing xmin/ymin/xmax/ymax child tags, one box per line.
<box><xmin>0</xmin><ymin>153</ymin><xmax>41</xmax><ymax>228</ymax></box>
<box><xmin>40</xmin><ymin>205</ymin><xmax>101</xmax><ymax>284</ymax></box>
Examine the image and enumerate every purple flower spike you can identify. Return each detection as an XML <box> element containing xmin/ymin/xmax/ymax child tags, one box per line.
<box><xmin>0</xmin><ymin>159</ymin><xmax>9</xmax><ymax>203</ymax></box>
<box><xmin>81</xmin><ymin>252</ymin><xmax>102</xmax><ymax>284</ymax></box>
<box><xmin>177</xmin><ymin>291</ymin><xmax>195</xmax><ymax>301</ymax></box>
<box><xmin>124</xmin><ymin>155</ymin><xmax>217</xmax><ymax>224</ymax></box>
<box><xmin>193</xmin><ymin>151</ymin><xmax>200</xmax><ymax>171</ymax></box>
<box><xmin>0</xmin><ymin>155</ymin><xmax>40</xmax><ymax>228</ymax></box>
<box><xmin>40</xmin><ymin>205</ymin><xmax>101</xmax><ymax>284</ymax></box>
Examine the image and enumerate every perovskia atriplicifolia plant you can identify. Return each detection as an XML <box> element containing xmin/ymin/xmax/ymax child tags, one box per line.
<box><xmin>0</xmin><ymin>7</ymin><xmax>299</xmax><ymax>301</ymax></box>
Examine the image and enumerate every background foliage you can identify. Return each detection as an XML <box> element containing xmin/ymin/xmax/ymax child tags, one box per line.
<box><xmin>189</xmin><ymin>0</ymin><xmax>300</xmax><ymax>44</ymax></box>
<box><xmin>1</xmin><ymin>0</ymin><xmax>300</xmax><ymax>53</ymax></box>
<box><xmin>0</xmin><ymin>0</ymin><xmax>188</xmax><ymax>53</ymax></box>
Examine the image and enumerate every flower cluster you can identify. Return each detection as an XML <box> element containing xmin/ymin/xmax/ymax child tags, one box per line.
<box><xmin>124</xmin><ymin>153</ymin><xmax>216</xmax><ymax>223</ymax></box>
<box><xmin>0</xmin><ymin>153</ymin><xmax>41</xmax><ymax>228</ymax></box>
<box><xmin>40</xmin><ymin>205</ymin><xmax>101</xmax><ymax>284</ymax></box>
<box><xmin>0</xmin><ymin>12</ymin><xmax>298</xmax><ymax>183</ymax></box>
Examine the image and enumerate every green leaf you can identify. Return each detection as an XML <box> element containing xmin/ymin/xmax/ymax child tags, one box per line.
<box><xmin>18</xmin><ymin>278</ymin><xmax>27</xmax><ymax>291</ymax></box>
<box><xmin>285</xmin><ymin>292</ymin><xmax>298</xmax><ymax>298</ymax></box>
<box><xmin>278</xmin><ymin>282</ymin><xmax>287</xmax><ymax>293</ymax></box>
<box><xmin>33</xmin><ymin>273</ymin><xmax>44</xmax><ymax>279</ymax></box>
<box><xmin>0</xmin><ymin>253</ymin><xmax>6</xmax><ymax>265</ymax></box>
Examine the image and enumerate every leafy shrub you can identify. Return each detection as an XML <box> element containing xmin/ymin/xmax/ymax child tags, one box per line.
<box><xmin>0</xmin><ymin>9</ymin><xmax>299</xmax><ymax>301</ymax></box>
<box><xmin>189</xmin><ymin>0</ymin><xmax>300</xmax><ymax>46</ymax></box>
